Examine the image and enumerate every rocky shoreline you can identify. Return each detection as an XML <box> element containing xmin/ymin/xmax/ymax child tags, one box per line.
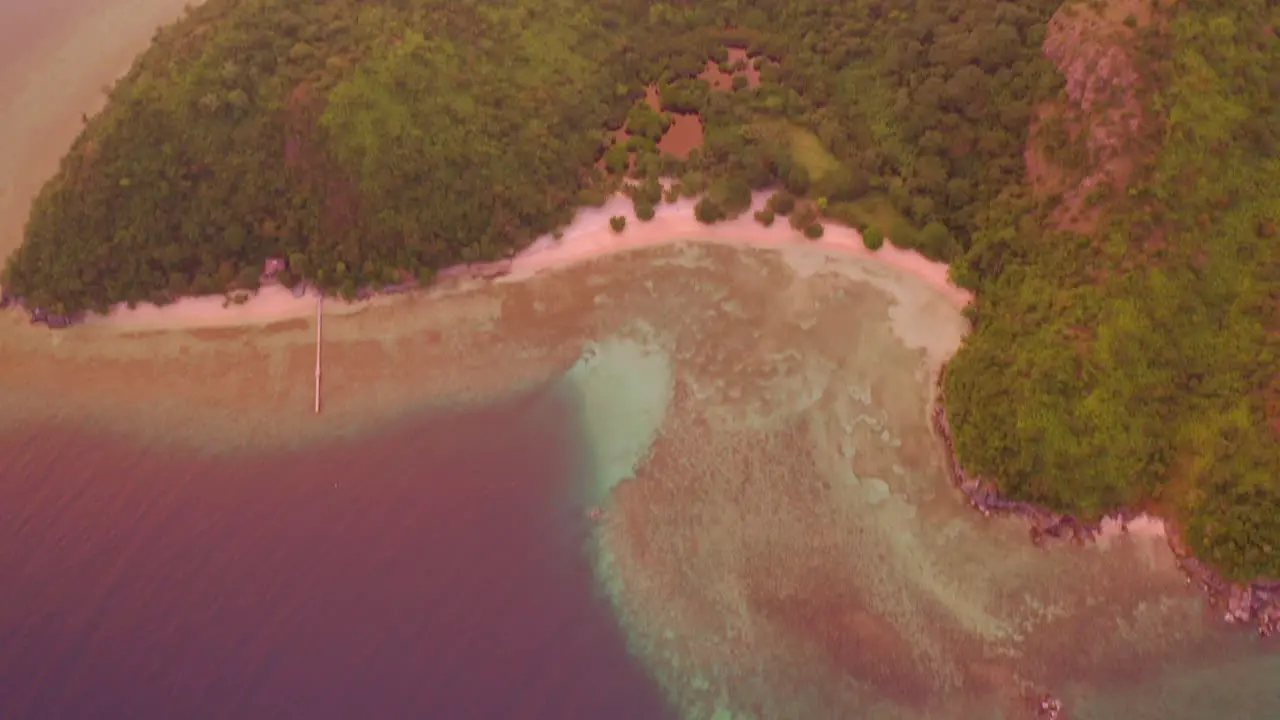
<box><xmin>931</xmin><ymin>368</ymin><xmax>1280</xmax><ymax>641</ymax></box>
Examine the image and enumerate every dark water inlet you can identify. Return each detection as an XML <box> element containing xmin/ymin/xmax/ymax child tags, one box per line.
<box><xmin>0</xmin><ymin>388</ymin><xmax>669</xmax><ymax>720</ymax></box>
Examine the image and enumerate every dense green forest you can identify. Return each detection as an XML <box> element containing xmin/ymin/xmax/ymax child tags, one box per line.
<box><xmin>4</xmin><ymin>0</ymin><xmax>1061</xmax><ymax>310</ymax></box>
<box><xmin>2</xmin><ymin>0</ymin><xmax>1277</xmax><ymax>579</ymax></box>
<box><xmin>946</xmin><ymin>0</ymin><xmax>1280</xmax><ymax>580</ymax></box>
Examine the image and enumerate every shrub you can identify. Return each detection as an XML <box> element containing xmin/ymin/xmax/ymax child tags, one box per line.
<box><xmin>890</xmin><ymin>218</ymin><xmax>919</xmax><ymax>248</ymax></box>
<box><xmin>235</xmin><ymin>265</ymin><xmax>262</xmax><ymax>290</ymax></box>
<box><xmin>789</xmin><ymin>202</ymin><xmax>819</xmax><ymax>230</ymax></box>
<box><xmin>635</xmin><ymin>200</ymin><xmax>656</xmax><ymax>221</ymax></box>
<box><xmin>784</xmin><ymin>165</ymin><xmax>810</xmax><ymax>195</ymax></box>
<box><xmin>708</xmin><ymin>176</ymin><xmax>753</xmax><ymax>216</ymax></box>
<box><xmin>694</xmin><ymin>197</ymin><xmax>723</xmax><ymax>224</ymax></box>
<box><xmin>609</xmin><ymin>215</ymin><xmax>626</xmax><ymax>232</ymax></box>
<box><xmin>768</xmin><ymin>190</ymin><xmax>796</xmax><ymax>215</ymax></box>
<box><xmin>918</xmin><ymin>220</ymin><xmax>955</xmax><ymax>260</ymax></box>
<box><xmin>862</xmin><ymin>226</ymin><xmax>885</xmax><ymax>250</ymax></box>
<box><xmin>603</xmin><ymin>144</ymin><xmax>630</xmax><ymax>174</ymax></box>
<box><xmin>803</xmin><ymin>222</ymin><xmax>825</xmax><ymax>240</ymax></box>
<box><xmin>753</xmin><ymin>209</ymin><xmax>775</xmax><ymax>227</ymax></box>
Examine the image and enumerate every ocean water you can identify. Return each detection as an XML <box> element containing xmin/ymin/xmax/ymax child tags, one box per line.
<box><xmin>0</xmin><ymin>389</ymin><xmax>671</xmax><ymax>720</ymax></box>
<box><xmin>4</xmin><ymin>242</ymin><xmax>1280</xmax><ymax>719</ymax></box>
<box><xmin>4</xmin><ymin>0</ymin><xmax>1280</xmax><ymax>715</ymax></box>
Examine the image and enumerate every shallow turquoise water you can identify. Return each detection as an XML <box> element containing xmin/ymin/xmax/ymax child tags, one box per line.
<box><xmin>547</xmin><ymin>247</ymin><xmax>1280</xmax><ymax>720</ymax></box>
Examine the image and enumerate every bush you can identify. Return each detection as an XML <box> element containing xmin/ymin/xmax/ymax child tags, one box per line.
<box><xmin>609</xmin><ymin>215</ymin><xmax>626</xmax><ymax>232</ymax></box>
<box><xmin>235</xmin><ymin>265</ymin><xmax>262</xmax><ymax>291</ymax></box>
<box><xmin>862</xmin><ymin>226</ymin><xmax>885</xmax><ymax>250</ymax></box>
<box><xmin>680</xmin><ymin>170</ymin><xmax>707</xmax><ymax>195</ymax></box>
<box><xmin>577</xmin><ymin>187</ymin><xmax>608</xmax><ymax>207</ymax></box>
<box><xmin>768</xmin><ymin>190</ymin><xmax>796</xmax><ymax>215</ymax></box>
<box><xmin>803</xmin><ymin>223</ymin><xmax>825</xmax><ymax>240</ymax></box>
<box><xmin>635</xmin><ymin>200</ymin><xmax>656</xmax><ymax>221</ymax></box>
<box><xmin>603</xmin><ymin>144</ymin><xmax>630</xmax><ymax>174</ymax></box>
<box><xmin>694</xmin><ymin>197</ymin><xmax>723</xmax><ymax>224</ymax></box>
<box><xmin>753</xmin><ymin>209</ymin><xmax>775</xmax><ymax>227</ymax></box>
<box><xmin>784</xmin><ymin>165</ymin><xmax>810</xmax><ymax>195</ymax></box>
<box><xmin>708</xmin><ymin>176</ymin><xmax>753</xmax><ymax>216</ymax></box>
<box><xmin>813</xmin><ymin>167</ymin><xmax>871</xmax><ymax>203</ymax></box>
<box><xmin>635</xmin><ymin>178</ymin><xmax>663</xmax><ymax>206</ymax></box>
<box><xmin>890</xmin><ymin>218</ymin><xmax>919</xmax><ymax>248</ymax></box>
<box><xmin>918</xmin><ymin>220</ymin><xmax>955</xmax><ymax>260</ymax></box>
<box><xmin>789</xmin><ymin>202</ymin><xmax>819</xmax><ymax>230</ymax></box>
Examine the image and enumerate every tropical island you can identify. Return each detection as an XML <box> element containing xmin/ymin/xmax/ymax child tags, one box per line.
<box><xmin>2</xmin><ymin>0</ymin><xmax>1277</xmax><ymax>590</ymax></box>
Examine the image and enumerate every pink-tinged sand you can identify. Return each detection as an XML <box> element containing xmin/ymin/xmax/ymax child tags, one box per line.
<box><xmin>89</xmin><ymin>192</ymin><xmax>971</xmax><ymax>332</ymax></box>
<box><xmin>505</xmin><ymin>193</ymin><xmax>972</xmax><ymax>308</ymax></box>
<box><xmin>81</xmin><ymin>286</ymin><xmax>325</xmax><ymax>330</ymax></box>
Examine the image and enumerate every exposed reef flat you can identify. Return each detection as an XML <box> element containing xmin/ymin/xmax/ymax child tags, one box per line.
<box><xmin>933</xmin><ymin>384</ymin><xmax>1280</xmax><ymax>642</ymax></box>
<box><xmin>559</xmin><ymin>244</ymin><xmax>1267</xmax><ymax>719</ymax></box>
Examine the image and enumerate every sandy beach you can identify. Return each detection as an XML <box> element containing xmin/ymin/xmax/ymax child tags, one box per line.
<box><xmin>0</xmin><ymin>0</ymin><xmax>964</xmax><ymax>336</ymax></box>
<box><xmin>502</xmin><ymin>194</ymin><xmax>970</xmax><ymax>305</ymax></box>
<box><xmin>71</xmin><ymin>193</ymin><xmax>970</xmax><ymax>332</ymax></box>
<box><xmin>0</xmin><ymin>0</ymin><xmax>968</xmax><ymax>450</ymax></box>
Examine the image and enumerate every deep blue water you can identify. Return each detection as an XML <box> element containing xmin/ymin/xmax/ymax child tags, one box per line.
<box><xmin>0</xmin><ymin>386</ymin><xmax>669</xmax><ymax>719</ymax></box>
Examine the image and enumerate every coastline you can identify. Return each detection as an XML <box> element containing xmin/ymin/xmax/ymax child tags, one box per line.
<box><xmin>0</xmin><ymin>3</ymin><xmax>1276</xmax><ymax>715</ymax></box>
<box><xmin>8</xmin><ymin>188</ymin><xmax>1280</xmax><ymax>634</ymax></box>
<box><xmin>931</xmin><ymin>365</ymin><xmax>1280</xmax><ymax>639</ymax></box>
<box><xmin>12</xmin><ymin>191</ymin><xmax>970</xmax><ymax>332</ymax></box>
<box><xmin>0</xmin><ymin>0</ymin><xmax>194</xmax><ymax>263</ymax></box>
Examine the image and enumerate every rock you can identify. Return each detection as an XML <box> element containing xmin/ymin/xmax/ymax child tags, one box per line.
<box><xmin>933</xmin><ymin>364</ymin><xmax>1280</xmax><ymax>639</ymax></box>
<box><xmin>1036</xmin><ymin>693</ymin><xmax>1064</xmax><ymax>720</ymax></box>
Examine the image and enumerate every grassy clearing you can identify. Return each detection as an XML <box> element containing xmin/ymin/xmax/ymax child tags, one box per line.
<box><xmin>786</xmin><ymin>126</ymin><xmax>841</xmax><ymax>181</ymax></box>
<box><xmin>749</xmin><ymin>121</ymin><xmax>841</xmax><ymax>181</ymax></box>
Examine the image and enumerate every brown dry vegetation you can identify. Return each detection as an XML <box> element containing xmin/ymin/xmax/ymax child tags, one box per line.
<box><xmin>1026</xmin><ymin>0</ymin><xmax>1152</xmax><ymax>233</ymax></box>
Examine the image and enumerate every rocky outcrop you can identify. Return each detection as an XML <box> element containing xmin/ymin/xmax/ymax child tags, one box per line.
<box><xmin>932</xmin><ymin>367</ymin><xmax>1280</xmax><ymax>640</ymax></box>
<box><xmin>1027</xmin><ymin>0</ymin><xmax>1150</xmax><ymax>230</ymax></box>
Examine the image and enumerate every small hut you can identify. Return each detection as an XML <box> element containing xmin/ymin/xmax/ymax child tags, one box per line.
<box><xmin>262</xmin><ymin>257</ymin><xmax>288</xmax><ymax>283</ymax></box>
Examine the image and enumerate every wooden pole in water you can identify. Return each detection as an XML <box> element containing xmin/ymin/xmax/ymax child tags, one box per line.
<box><xmin>314</xmin><ymin>294</ymin><xmax>323</xmax><ymax>414</ymax></box>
